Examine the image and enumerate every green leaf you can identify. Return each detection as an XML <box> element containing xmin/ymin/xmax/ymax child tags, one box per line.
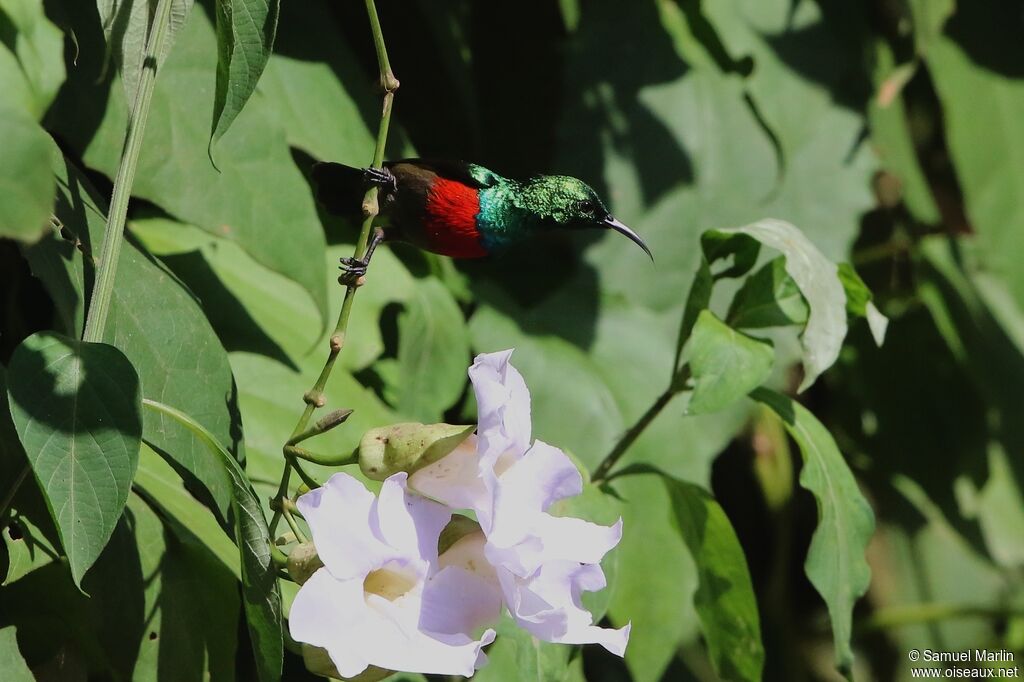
<box><xmin>708</xmin><ymin>220</ymin><xmax>848</xmax><ymax>391</ymax></box>
<box><xmin>23</xmin><ymin>149</ymin><xmax>238</xmax><ymax>517</ymax></box>
<box><xmin>727</xmin><ymin>257</ymin><xmax>809</xmax><ymax>330</ymax></box>
<box><xmin>837</xmin><ymin>263</ymin><xmax>888</xmax><ymax>346</ymax></box>
<box><xmin>926</xmin><ymin>5</ymin><xmax>1024</xmax><ymax>311</ymax></box>
<box><xmin>211</xmin><ymin>0</ymin><xmax>280</xmax><ymax>144</ymax></box>
<box><xmin>97</xmin><ymin>0</ymin><xmax>196</xmax><ymax>105</ymax></box>
<box><xmin>396</xmin><ymin>277</ymin><xmax>470</xmax><ymax>422</ymax></box>
<box><xmin>0</xmin><ymin>107</ymin><xmax>52</xmax><ymax>243</ymax></box>
<box><xmin>0</xmin><ymin>626</ymin><xmax>34</xmax><ymax>682</ymax></box>
<box><xmin>6</xmin><ymin>331</ymin><xmax>142</xmax><ymax>588</ymax></box>
<box><xmin>48</xmin><ymin>3</ymin><xmax>327</xmax><ymax>319</ymax></box>
<box><xmin>126</xmin><ymin>493</ymin><xmax>239</xmax><ymax>680</ymax></box>
<box><xmin>685</xmin><ymin>310</ymin><xmax>774</xmax><ymax>415</ymax></box>
<box><xmin>661</xmin><ymin>474</ymin><xmax>763</xmax><ymax>682</ymax></box>
<box><xmin>258</xmin><ymin>0</ymin><xmax>376</xmax><ymax>162</ymax></box>
<box><xmin>676</xmin><ymin>256</ymin><xmax>712</xmax><ymax>362</ymax></box>
<box><xmin>2</xmin><ymin>504</ymin><xmax>60</xmax><ymax>586</ymax></box>
<box><xmin>131</xmin><ymin>219</ymin><xmax>416</xmax><ymax>371</ymax></box>
<box><xmin>751</xmin><ymin>387</ymin><xmax>874</xmax><ymax>676</ymax></box>
<box><xmin>0</xmin><ymin>0</ymin><xmax>66</xmax><ymax>115</ymax></box>
<box><xmin>141</xmin><ymin>398</ymin><xmax>282</xmax><ymax>682</ymax></box>
<box><xmin>133</xmin><ymin>442</ymin><xmax>240</xmax><ymax>579</ymax></box>
<box><xmin>607</xmin><ymin>474</ymin><xmax>698</xmax><ymax>682</ymax></box>
<box><xmin>471</xmin><ymin>616</ymin><xmax>572</xmax><ymax>682</ymax></box>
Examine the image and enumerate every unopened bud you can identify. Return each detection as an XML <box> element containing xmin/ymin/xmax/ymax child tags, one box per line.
<box><xmin>438</xmin><ymin>515</ymin><xmax>481</xmax><ymax>556</ymax></box>
<box><xmin>287</xmin><ymin>542</ymin><xmax>324</xmax><ymax>585</ymax></box>
<box><xmin>358</xmin><ymin>422</ymin><xmax>475</xmax><ymax>481</ymax></box>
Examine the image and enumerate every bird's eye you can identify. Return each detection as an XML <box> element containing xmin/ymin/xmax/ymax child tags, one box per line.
<box><xmin>578</xmin><ymin>200</ymin><xmax>595</xmax><ymax>214</ymax></box>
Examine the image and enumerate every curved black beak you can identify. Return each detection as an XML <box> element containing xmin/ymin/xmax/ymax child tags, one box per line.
<box><xmin>602</xmin><ymin>215</ymin><xmax>653</xmax><ymax>261</ymax></box>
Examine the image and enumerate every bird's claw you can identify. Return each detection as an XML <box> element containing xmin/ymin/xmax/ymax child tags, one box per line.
<box><xmin>363</xmin><ymin>167</ymin><xmax>397</xmax><ymax>193</ymax></box>
<box><xmin>338</xmin><ymin>256</ymin><xmax>368</xmax><ymax>279</ymax></box>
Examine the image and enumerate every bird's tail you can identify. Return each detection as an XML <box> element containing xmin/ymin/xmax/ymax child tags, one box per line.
<box><xmin>311</xmin><ymin>162</ymin><xmax>365</xmax><ymax>217</ymax></box>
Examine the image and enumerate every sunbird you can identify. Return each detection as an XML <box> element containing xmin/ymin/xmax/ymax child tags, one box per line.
<box><xmin>311</xmin><ymin>159</ymin><xmax>652</xmax><ymax>277</ymax></box>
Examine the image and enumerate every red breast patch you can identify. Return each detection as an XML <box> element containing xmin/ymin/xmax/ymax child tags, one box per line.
<box><xmin>423</xmin><ymin>178</ymin><xmax>487</xmax><ymax>258</ymax></box>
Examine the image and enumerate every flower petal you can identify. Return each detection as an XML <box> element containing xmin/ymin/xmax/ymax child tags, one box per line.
<box><xmin>470</xmin><ymin>350</ymin><xmax>532</xmax><ymax>456</ymax></box>
<box><xmin>504</xmin><ymin>562</ymin><xmax>630</xmax><ymax>656</ymax></box>
<box><xmin>420</xmin><ymin>565</ymin><xmax>503</xmax><ymax>636</ymax></box>
<box><xmin>409</xmin><ymin>437</ymin><xmax>489</xmax><ymax>512</ymax></box>
<box><xmin>297</xmin><ymin>473</ymin><xmax>390</xmax><ymax>579</ymax></box>
<box><xmin>291</xmin><ymin>567</ymin><xmax>497</xmax><ymax>677</ymax></box>
<box><xmin>374</xmin><ymin>472</ymin><xmax>451</xmax><ymax>565</ymax></box>
<box><xmin>531</xmin><ymin>515</ymin><xmax>623</xmax><ymax>566</ymax></box>
<box><xmin>288</xmin><ymin>568</ymin><xmax>372</xmax><ymax>678</ymax></box>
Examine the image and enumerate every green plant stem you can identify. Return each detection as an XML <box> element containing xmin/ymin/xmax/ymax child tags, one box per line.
<box><xmin>593</xmin><ymin>358</ymin><xmax>694</xmax><ymax>482</ymax></box>
<box><xmin>859</xmin><ymin>603</ymin><xmax>1024</xmax><ymax>633</ymax></box>
<box><xmin>82</xmin><ymin>0</ymin><xmax>173</xmax><ymax>342</ymax></box>
<box><xmin>592</xmin><ymin>387</ymin><xmax>677</xmax><ymax>483</ymax></box>
<box><xmin>0</xmin><ymin>464</ymin><xmax>30</xmax><ymax>520</ymax></box>
<box><xmin>270</xmin><ymin>0</ymin><xmax>397</xmax><ymax>536</ymax></box>
<box><xmin>284</xmin><ymin>444</ymin><xmax>358</xmax><ymax>468</ymax></box>
<box><xmin>281</xmin><ymin>506</ymin><xmax>307</xmax><ymax>543</ymax></box>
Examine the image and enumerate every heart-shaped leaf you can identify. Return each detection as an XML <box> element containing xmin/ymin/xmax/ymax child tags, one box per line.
<box><xmin>6</xmin><ymin>332</ymin><xmax>142</xmax><ymax>587</ymax></box>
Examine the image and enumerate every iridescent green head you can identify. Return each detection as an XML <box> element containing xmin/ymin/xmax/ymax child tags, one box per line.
<box><xmin>518</xmin><ymin>175</ymin><xmax>653</xmax><ymax>259</ymax></box>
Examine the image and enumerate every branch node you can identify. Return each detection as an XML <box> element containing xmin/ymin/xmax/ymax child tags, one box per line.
<box><xmin>330</xmin><ymin>334</ymin><xmax>344</xmax><ymax>352</ymax></box>
<box><xmin>303</xmin><ymin>391</ymin><xmax>326</xmax><ymax>407</ymax></box>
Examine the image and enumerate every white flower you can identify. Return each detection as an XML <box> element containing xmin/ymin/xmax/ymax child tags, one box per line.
<box><xmin>289</xmin><ymin>472</ymin><xmax>497</xmax><ymax>678</ymax></box>
<box><xmin>410</xmin><ymin>350</ymin><xmax>630</xmax><ymax>656</ymax></box>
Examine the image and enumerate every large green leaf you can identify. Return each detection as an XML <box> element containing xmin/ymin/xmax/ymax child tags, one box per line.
<box><xmin>0</xmin><ymin>626</ymin><xmax>33</xmax><ymax>682</ymax></box>
<box><xmin>926</xmin><ymin>4</ymin><xmax>1024</xmax><ymax>311</ymax></box>
<box><xmin>142</xmin><ymin>398</ymin><xmax>282</xmax><ymax>682</ymax></box>
<box><xmin>0</xmin><ymin>366</ymin><xmax>61</xmax><ymax>587</ymax></box>
<box><xmin>606</xmin><ymin>474</ymin><xmax>699</xmax><ymax>682</ymax></box>
<box><xmin>125</xmin><ymin>492</ymin><xmax>239</xmax><ymax>680</ymax></box>
<box><xmin>751</xmin><ymin>387</ymin><xmax>874</xmax><ymax>676</ymax></box>
<box><xmin>130</xmin><ymin>217</ymin><xmax>416</xmax><ymax>371</ymax></box>
<box><xmin>211</xmin><ymin>0</ymin><xmax>279</xmax><ymax>144</ymax></box>
<box><xmin>96</xmin><ymin>0</ymin><xmax>196</xmax><ymax>105</ymax></box>
<box><xmin>6</xmin><ymin>332</ymin><xmax>142</xmax><ymax>588</ymax></box>
<box><xmin>395</xmin><ymin>277</ymin><xmax>470</xmax><ymax>422</ymax></box>
<box><xmin>0</xmin><ymin>0</ymin><xmax>65</xmax><ymax>115</ymax></box>
<box><xmin>662</xmin><ymin>473</ymin><xmax>763</xmax><ymax>682</ymax></box>
<box><xmin>133</xmin><ymin>442</ymin><xmax>240</xmax><ymax>578</ymax></box>
<box><xmin>685</xmin><ymin>310</ymin><xmax>774</xmax><ymax>415</ymax></box>
<box><xmin>259</xmin><ymin>0</ymin><xmax>376</xmax><ymax>162</ymax></box>
<box><xmin>23</xmin><ymin>149</ymin><xmax>238</xmax><ymax>517</ymax></box>
<box><xmin>707</xmin><ymin>220</ymin><xmax>848</xmax><ymax>391</ymax></box>
<box><xmin>0</xmin><ymin>107</ymin><xmax>52</xmax><ymax>243</ymax></box>
<box><xmin>48</xmin><ymin>2</ymin><xmax>327</xmax><ymax>318</ymax></box>
<box><xmin>471</xmin><ymin>616</ymin><xmax>572</xmax><ymax>682</ymax></box>
<box><xmin>555</xmin><ymin>1</ymin><xmax>872</xmax><ymax>314</ymax></box>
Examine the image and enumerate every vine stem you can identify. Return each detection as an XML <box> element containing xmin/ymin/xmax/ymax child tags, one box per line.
<box><xmin>271</xmin><ymin>0</ymin><xmax>397</xmax><ymax>534</ymax></box>
<box><xmin>592</xmin><ymin>367</ymin><xmax>691</xmax><ymax>483</ymax></box>
<box><xmin>82</xmin><ymin>0</ymin><xmax>174</xmax><ymax>342</ymax></box>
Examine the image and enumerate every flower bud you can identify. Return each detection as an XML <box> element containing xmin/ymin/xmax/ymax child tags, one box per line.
<box><xmin>437</xmin><ymin>515</ymin><xmax>481</xmax><ymax>556</ymax></box>
<box><xmin>302</xmin><ymin>645</ymin><xmax>394</xmax><ymax>681</ymax></box>
<box><xmin>287</xmin><ymin>542</ymin><xmax>323</xmax><ymax>586</ymax></box>
<box><xmin>358</xmin><ymin>422</ymin><xmax>475</xmax><ymax>481</ymax></box>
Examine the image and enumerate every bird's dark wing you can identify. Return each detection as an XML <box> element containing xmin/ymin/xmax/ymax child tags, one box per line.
<box><xmin>387</xmin><ymin>158</ymin><xmax>500</xmax><ymax>189</ymax></box>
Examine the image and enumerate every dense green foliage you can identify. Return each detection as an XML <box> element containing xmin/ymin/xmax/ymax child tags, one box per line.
<box><xmin>1</xmin><ymin>1</ymin><xmax>1022</xmax><ymax>681</ymax></box>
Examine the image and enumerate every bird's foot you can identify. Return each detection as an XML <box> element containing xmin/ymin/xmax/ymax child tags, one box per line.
<box><xmin>363</xmin><ymin>167</ymin><xmax>397</xmax><ymax>193</ymax></box>
<box><xmin>338</xmin><ymin>256</ymin><xmax>368</xmax><ymax>281</ymax></box>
